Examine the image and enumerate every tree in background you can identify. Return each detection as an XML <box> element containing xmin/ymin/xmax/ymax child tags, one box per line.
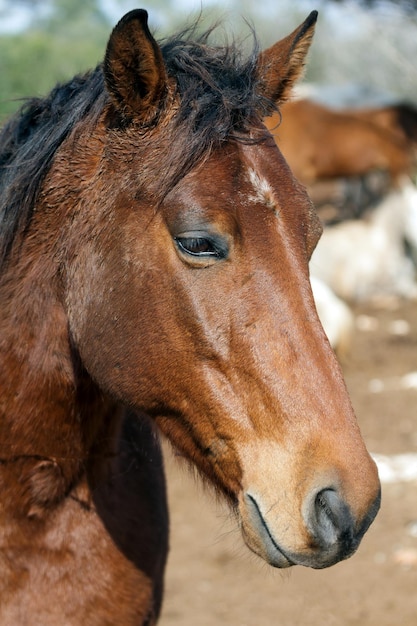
<box><xmin>0</xmin><ymin>0</ymin><xmax>113</xmax><ymax>120</ymax></box>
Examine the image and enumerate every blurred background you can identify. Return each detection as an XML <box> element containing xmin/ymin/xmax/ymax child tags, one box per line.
<box><xmin>1</xmin><ymin>0</ymin><xmax>417</xmax><ymax>120</ymax></box>
<box><xmin>1</xmin><ymin>1</ymin><xmax>417</xmax><ymax>624</ymax></box>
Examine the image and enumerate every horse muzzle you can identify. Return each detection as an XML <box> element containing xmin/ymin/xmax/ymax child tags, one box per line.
<box><xmin>239</xmin><ymin>484</ymin><xmax>381</xmax><ymax>569</ymax></box>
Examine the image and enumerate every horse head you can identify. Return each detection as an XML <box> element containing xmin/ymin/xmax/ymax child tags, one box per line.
<box><xmin>20</xmin><ymin>10</ymin><xmax>380</xmax><ymax>570</ymax></box>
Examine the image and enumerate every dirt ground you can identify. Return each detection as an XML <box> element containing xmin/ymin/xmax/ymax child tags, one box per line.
<box><xmin>159</xmin><ymin>299</ymin><xmax>417</xmax><ymax>626</ymax></box>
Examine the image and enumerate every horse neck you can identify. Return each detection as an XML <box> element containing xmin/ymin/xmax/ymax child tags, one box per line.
<box><xmin>0</xmin><ymin>251</ymin><xmax>117</xmax><ymax>518</ymax></box>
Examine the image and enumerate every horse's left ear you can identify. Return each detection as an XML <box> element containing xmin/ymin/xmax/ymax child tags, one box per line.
<box><xmin>103</xmin><ymin>9</ymin><xmax>167</xmax><ymax>122</ymax></box>
<box><xmin>258</xmin><ymin>11</ymin><xmax>317</xmax><ymax>104</ymax></box>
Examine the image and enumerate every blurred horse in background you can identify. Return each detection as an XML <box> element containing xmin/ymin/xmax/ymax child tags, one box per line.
<box><xmin>310</xmin><ymin>178</ymin><xmax>417</xmax><ymax>303</ymax></box>
<box><xmin>265</xmin><ymin>98</ymin><xmax>417</xmax><ymax>186</ymax></box>
<box><xmin>349</xmin><ymin>102</ymin><xmax>417</xmax><ymax>151</ymax></box>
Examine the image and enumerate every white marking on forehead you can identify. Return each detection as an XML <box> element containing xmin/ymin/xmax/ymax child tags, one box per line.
<box><xmin>247</xmin><ymin>168</ymin><xmax>278</xmax><ymax>211</ymax></box>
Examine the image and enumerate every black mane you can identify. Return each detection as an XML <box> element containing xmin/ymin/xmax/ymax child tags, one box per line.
<box><xmin>0</xmin><ymin>23</ymin><xmax>274</xmax><ymax>268</ymax></box>
<box><xmin>0</xmin><ymin>68</ymin><xmax>107</xmax><ymax>267</ymax></box>
<box><xmin>161</xmin><ymin>26</ymin><xmax>269</xmax><ymax>140</ymax></box>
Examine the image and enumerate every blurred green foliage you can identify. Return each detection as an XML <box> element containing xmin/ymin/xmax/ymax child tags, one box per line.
<box><xmin>0</xmin><ymin>30</ymin><xmax>108</xmax><ymax>120</ymax></box>
<box><xmin>0</xmin><ymin>0</ymin><xmax>113</xmax><ymax>122</ymax></box>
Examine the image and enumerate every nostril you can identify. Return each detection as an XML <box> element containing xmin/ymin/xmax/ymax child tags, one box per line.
<box><xmin>311</xmin><ymin>488</ymin><xmax>353</xmax><ymax>547</ymax></box>
<box><xmin>315</xmin><ymin>490</ymin><xmax>337</xmax><ymax>541</ymax></box>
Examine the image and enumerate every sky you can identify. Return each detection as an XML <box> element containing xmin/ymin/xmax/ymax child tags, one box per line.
<box><xmin>0</xmin><ymin>0</ymin><xmax>33</xmax><ymax>32</ymax></box>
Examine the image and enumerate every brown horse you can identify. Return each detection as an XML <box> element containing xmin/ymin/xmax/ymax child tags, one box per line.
<box><xmin>266</xmin><ymin>97</ymin><xmax>416</xmax><ymax>184</ymax></box>
<box><xmin>349</xmin><ymin>101</ymin><xmax>417</xmax><ymax>148</ymax></box>
<box><xmin>0</xmin><ymin>9</ymin><xmax>380</xmax><ymax>625</ymax></box>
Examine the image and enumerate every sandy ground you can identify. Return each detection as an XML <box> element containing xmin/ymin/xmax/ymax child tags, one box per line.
<box><xmin>159</xmin><ymin>299</ymin><xmax>417</xmax><ymax>626</ymax></box>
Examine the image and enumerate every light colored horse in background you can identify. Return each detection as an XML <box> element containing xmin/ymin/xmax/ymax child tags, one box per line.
<box><xmin>310</xmin><ymin>178</ymin><xmax>417</xmax><ymax>303</ymax></box>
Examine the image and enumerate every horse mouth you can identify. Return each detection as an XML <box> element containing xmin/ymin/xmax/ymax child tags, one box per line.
<box><xmin>242</xmin><ymin>494</ymin><xmax>295</xmax><ymax>568</ymax></box>
<box><xmin>240</xmin><ymin>494</ymin><xmax>295</xmax><ymax>568</ymax></box>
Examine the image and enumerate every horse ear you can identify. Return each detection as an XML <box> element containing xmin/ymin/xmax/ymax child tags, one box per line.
<box><xmin>258</xmin><ymin>11</ymin><xmax>317</xmax><ymax>104</ymax></box>
<box><xmin>103</xmin><ymin>9</ymin><xmax>167</xmax><ymax>122</ymax></box>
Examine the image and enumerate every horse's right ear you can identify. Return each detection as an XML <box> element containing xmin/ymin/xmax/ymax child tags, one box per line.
<box><xmin>258</xmin><ymin>11</ymin><xmax>317</xmax><ymax>105</ymax></box>
<box><xmin>103</xmin><ymin>9</ymin><xmax>167</xmax><ymax>123</ymax></box>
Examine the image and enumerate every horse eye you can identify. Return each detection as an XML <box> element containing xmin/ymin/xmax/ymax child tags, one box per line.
<box><xmin>174</xmin><ymin>236</ymin><xmax>227</xmax><ymax>259</ymax></box>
